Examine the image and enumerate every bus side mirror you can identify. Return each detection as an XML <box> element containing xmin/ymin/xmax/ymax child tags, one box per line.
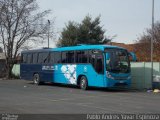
<box><xmin>128</xmin><ymin>52</ymin><xmax>137</xmax><ymax>62</ymax></box>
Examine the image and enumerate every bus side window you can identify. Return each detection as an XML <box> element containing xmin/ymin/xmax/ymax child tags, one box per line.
<box><xmin>49</xmin><ymin>52</ymin><xmax>54</xmax><ymax>64</ymax></box>
<box><xmin>81</xmin><ymin>51</ymin><xmax>88</xmax><ymax>63</ymax></box>
<box><xmin>22</xmin><ymin>54</ymin><xmax>27</xmax><ymax>63</ymax></box>
<box><xmin>62</xmin><ymin>52</ymin><xmax>67</xmax><ymax>63</ymax></box>
<box><xmin>38</xmin><ymin>53</ymin><xmax>43</xmax><ymax>63</ymax></box>
<box><xmin>76</xmin><ymin>51</ymin><xmax>81</xmax><ymax>63</ymax></box>
<box><xmin>33</xmin><ymin>53</ymin><xmax>38</xmax><ymax>64</ymax></box>
<box><xmin>54</xmin><ymin>52</ymin><xmax>61</xmax><ymax>63</ymax></box>
<box><xmin>44</xmin><ymin>52</ymin><xmax>49</xmax><ymax>63</ymax></box>
<box><xmin>67</xmin><ymin>51</ymin><xmax>75</xmax><ymax>63</ymax></box>
<box><xmin>27</xmin><ymin>54</ymin><xmax>32</xmax><ymax>64</ymax></box>
<box><xmin>37</xmin><ymin>52</ymin><xmax>49</xmax><ymax>64</ymax></box>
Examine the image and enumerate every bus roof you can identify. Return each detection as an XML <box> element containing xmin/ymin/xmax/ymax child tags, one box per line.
<box><xmin>21</xmin><ymin>44</ymin><xmax>126</xmax><ymax>53</ymax></box>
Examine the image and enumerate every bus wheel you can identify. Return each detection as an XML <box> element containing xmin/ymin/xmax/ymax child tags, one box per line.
<box><xmin>80</xmin><ymin>76</ymin><xmax>88</xmax><ymax>90</ymax></box>
<box><xmin>33</xmin><ymin>74</ymin><xmax>41</xmax><ymax>85</ymax></box>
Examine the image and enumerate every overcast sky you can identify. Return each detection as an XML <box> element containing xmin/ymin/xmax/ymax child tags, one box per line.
<box><xmin>37</xmin><ymin>0</ymin><xmax>160</xmax><ymax>47</ymax></box>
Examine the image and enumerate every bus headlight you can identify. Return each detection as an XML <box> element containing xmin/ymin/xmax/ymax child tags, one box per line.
<box><xmin>106</xmin><ymin>72</ymin><xmax>114</xmax><ymax>80</ymax></box>
<box><xmin>127</xmin><ymin>76</ymin><xmax>131</xmax><ymax>79</ymax></box>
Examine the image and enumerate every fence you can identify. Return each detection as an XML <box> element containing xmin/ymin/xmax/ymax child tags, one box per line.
<box><xmin>12</xmin><ymin>63</ymin><xmax>160</xmax><ymax>90</ymax></box>
<box><xmin>131</xmin><ymin>62</ymin><xmax>160</xmax><ymax>90</ymax></box>
<box><xmin>0</xmin><ymin>60</ymin><xmax>6</xmax><ymax>78</ymax></box>
<box><xmin>12</xmin><ymin>64</ymin><xmax>20</xmax><ymax>77</ymax></box>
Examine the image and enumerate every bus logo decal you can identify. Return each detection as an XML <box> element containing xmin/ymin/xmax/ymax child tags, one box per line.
<box><xmin>61</xmin><ymin>65</ymin><xmax>77</xmax><ymax>84</ymax></box>
<box><xmin>42</xmin><ymin>66</ymin><xmax>54</xmax><ymax>70</ymax></box>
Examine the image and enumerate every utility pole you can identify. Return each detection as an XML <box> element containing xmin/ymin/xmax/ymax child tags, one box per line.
<box><xmin>48</xmin><ymin>20</ymin><xmax>50</xmax><ymax>48</ymax></box>
<box><xmin>151</xmin><ymin>0</ymin><xmax>154</xmax><ymax>89</ymax></box>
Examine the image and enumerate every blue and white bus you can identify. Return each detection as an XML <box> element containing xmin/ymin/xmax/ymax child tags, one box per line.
<box><xmin>20</xmin><ymin>44</ymin><xmax>131</xmax><ymax>90</ymax></box>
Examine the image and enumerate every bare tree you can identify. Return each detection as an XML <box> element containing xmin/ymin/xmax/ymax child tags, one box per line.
<box><xmin>134</xmin><ymin>22</ymin><xmax>160</xmax><ymax>61</ymax></box>
<box><xmin>0</xmin><ymin>0</ymin><xmax>53</xmax><ymax>78</ymax></box>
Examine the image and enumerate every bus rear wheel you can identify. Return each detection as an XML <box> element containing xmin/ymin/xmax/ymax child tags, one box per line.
<box><xmin>33</xmin><ymin>74</ymin><xmax>41</xmax><ymax>85</ymax></box>
<box><xmin>80</xmin><ymin>76</ymin><xmax>88</xmax><ymax>90</ymax></box>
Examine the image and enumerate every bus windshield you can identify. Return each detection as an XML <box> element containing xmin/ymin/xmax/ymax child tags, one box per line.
<box><xmin>105</xmin><ymin>49</ymin><xmax>130</xmax><ymax>73</ymax></box>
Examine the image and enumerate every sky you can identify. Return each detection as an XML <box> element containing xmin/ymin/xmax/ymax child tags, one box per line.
<box><xmin>37</xmin><ymin>0</ymin><xmax>160</xmax><ymax>48</ymax></box>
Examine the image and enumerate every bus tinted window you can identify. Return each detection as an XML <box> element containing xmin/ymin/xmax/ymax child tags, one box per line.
<box><xmin>76</xmin><ymin>50</ymin><xmax>88</xmax><ymax>63</ymax></box>
<box><xmin>62</xmin><ymin>52</ymin><xmax>67</xmax><ymax>63</ymax></box>
<box><xmin>44</xmin><ymin>53</ymin><xmax>49</xmax><ymax>63</ymax></box>
<box><xmin>38</xmin><ymin>53</ymin><xmax>43</xmax><ymax>63</ymax></box>
<box><xmin>54</xmin><ymin>52</ymin><xmax>61</xmax><ymax>63</ymax></box>
<box><xmin>27</xmin><ymin>54</ymin><xmax>32</xmax><ymax>64</ymax></box>
<box><xmin>49</xmin><ymin>52</ymin><xmax>54</xmax><ymax>63</ymax></box>
<box><xmin>81</xmin><ymin>51</ymin><xmax>88</xmax><ymax>63</ymax></box>
<box><xmin>22</xmin><ymin>54</ymin><xmax>27</xmax><ymax>63</ymax></box>
<box><xmin>76</xmin><ymin>51</ymin><xmax>81</xmax><ymax>63</ymax></box>
<box><xmin>67</xmin><ymin>51</ymin><xmax>74</xmax><ymax>63</ymax></box>
<box><xmin>61</xmin><ymin>51</ymin><xmax>75</xmax><ymax>63</ymax></box>
<box><xmin>33</xmin><ymin>53</ymin><xmax>38</xmax><ymax>64</ymax></box>
<box><xmin>38</xmin><ymin>52</ymin><xmax>49</xmax><ymax>63</ymax></box>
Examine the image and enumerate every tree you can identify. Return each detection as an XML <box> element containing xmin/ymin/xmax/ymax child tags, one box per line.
<box><xmin>79</xmin><ymin>15</ymin><xmax>107</xmax><ymax>44</ymax></box>
<box><xmin>0</xmin><ymin>0</ymin><xmax>53</xmax><ymax>78</ymax></box>
<box><xmin>57</xmin><ymin>15</ymin><xmax>111</xmax><ymax>47</ymax></box>
<box><xmin>134</xmin><ymin>22</ymin><xmax>160</xmax><ymax>61</ymax></box>
<box><xmin>0</xmin><ymin>47</ymin><xmax>3</xmax><ymax>53</ymax></box>
<box><xmin>56</xmin><ymin>21</ymin><xmax>79</xmax><ymax>47</ymax></box>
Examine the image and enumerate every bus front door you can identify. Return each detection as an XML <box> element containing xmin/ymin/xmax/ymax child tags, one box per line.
<box><xmin>89</xmin><ymin>54</ymin><xmax>104</xmax><ymax>87</ymax></box>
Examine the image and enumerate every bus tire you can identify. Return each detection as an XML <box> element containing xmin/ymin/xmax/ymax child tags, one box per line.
<box><xmin>33</xmin><ymin>74</ymin><xmax>41</xmax><ymax>85</ymax></box>
<box><xmin>80</xmin><ymin>76</ymin><xmax>88</xmax><ymax>90</ymax></box>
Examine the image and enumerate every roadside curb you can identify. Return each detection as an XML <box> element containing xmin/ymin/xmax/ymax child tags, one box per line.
<box><xmin>0</xmin><ymin>78</ymin><xmax>20</xmax><ymax>81</ymax></box>
<box><xmin>0</xmin><ymin>78</ymin><xmax>6</xmax><ymax>80</ymax></box>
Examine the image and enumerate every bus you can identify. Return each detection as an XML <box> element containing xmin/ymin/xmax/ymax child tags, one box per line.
<box><xmin>20</xmin><ymin>44</ymin><xmax>131</xmax><ymax>90</ymax></box>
